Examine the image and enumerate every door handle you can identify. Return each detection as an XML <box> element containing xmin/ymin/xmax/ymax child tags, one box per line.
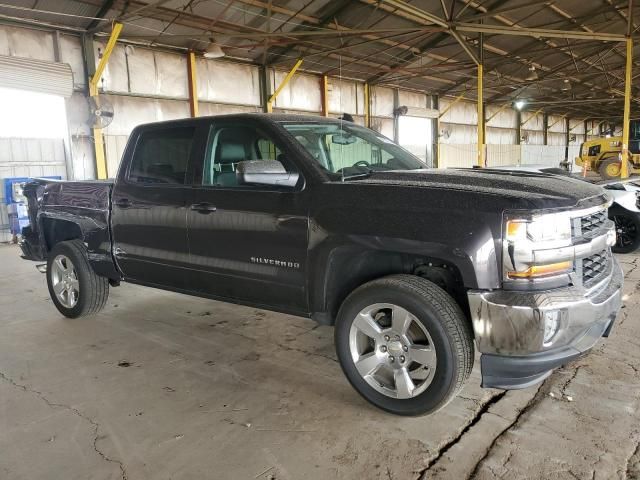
<box><xmin>114</xmin><ymin>198</ymin><xmax>132</xmax><ymax>208</ymax></box>
<box><xmin>190</xmin><ymin>202</ymin><xmax>217</xmax><ymax>213</ymax></box>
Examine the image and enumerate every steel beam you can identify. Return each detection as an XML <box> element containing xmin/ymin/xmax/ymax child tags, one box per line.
<box><xmin>89</xmin><ymin>22</ymin><xmax>123</xmax><ymax>180</ymax></box>
<box><xmin>267</xmin><ymin>59</ymin><xmax>303</xmax><ymax>113</ymax></box>
<box><xmin>454</xmin><ymin>22</ymin><xmax>626</xmax><ymax>42</ymax></box>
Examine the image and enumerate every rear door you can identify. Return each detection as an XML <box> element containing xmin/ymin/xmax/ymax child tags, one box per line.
<box><xmin>185</xmin><ymin>120</ymin><xmax>310</xmax><ymax>313</ymax></box>
<box><xmin>111</xmin><ymin>124</ymin><xmax>196</xmax><ymax>290</ymax></box>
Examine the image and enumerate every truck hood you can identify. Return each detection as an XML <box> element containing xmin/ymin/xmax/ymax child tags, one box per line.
<box><xmin>348</xmin><ymin>168</ymin><xmax>607</xmax><ymax>210</ymax></box>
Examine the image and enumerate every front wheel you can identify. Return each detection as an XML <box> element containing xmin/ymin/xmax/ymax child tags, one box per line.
<box><xmin>335</xmin><ymin>275</ymin><xmax>473</xmax><ymax>416</ymax></box>
<box><xmin>46</xmin><ymin>240</ymin><xmax>109</xmax><ymax>318</ymax></box>
<box><xmin>611</xmin><ymin>210</ymin><xmax>640</xmax><ymax>253</ymax></box>
<box><xmin>599</xmin><ymin>158</ymin><xmax>633</xmax><ymax>180</ymax></box>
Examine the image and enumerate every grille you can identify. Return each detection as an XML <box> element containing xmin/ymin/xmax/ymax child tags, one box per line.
<box><xmin>582</xmin><ymin>250</ymin><xmax>610</xmax><ymax>287</ymax></box>
<box><xmin>580</xmin><ymin>209</ymin><xmax>607</xmax><ymax>236</ymax></box>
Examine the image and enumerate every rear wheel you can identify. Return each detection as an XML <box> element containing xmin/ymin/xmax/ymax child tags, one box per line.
<box><xmin>335</xmin><ymin>275</ymin><xmax>473</xmax><ymax>416</ymax></box>
<box><xmin>46</xmin><ymin>240</ymin><xmax>109</xmax><ymax>318</ymax></box>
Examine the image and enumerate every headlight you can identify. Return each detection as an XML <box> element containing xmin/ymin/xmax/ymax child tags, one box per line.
<box><xmin>503</xmin><ymin>212</ymin><xmax>574</xmax><ymax>282</ymax></box>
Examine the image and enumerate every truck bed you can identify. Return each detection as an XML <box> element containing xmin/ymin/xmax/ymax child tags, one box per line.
<box><xmin>20</xmin><ymin>178</ymin><xmax>117</xmax><ymax>278</ymax></box>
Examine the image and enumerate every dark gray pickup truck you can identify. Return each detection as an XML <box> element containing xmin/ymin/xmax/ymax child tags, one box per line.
<box><xmin>20</xmin><ymin>114</ymin><xmax>622</xmax><ymax>415</ymax></box>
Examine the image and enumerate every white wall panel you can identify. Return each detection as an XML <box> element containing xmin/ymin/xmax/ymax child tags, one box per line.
<box><xmin>438</xmin><ymin>144</ymin><xmax>475</xmax><ymax>168</ymax></box>
<box><xmin>486</xmin><ymin>144</ymin><xmax>521</xmax><ymax>166</ymax></box>
<box><xmin>399</xmin><ymin>90</ymin><xmax>426</xmax><ymax>109</ymax></box>
<box><xmin>271</xmin><ymin>70</ymin><xmax>321</xmax><ymax>112</ymax></box>
<box><xmin>521</xmin><ymin>145</ymin><xmax>566</xmax><ymax>166</ymax></box>
<box><xmin>0</xmin><ymin>25</ymin><xmax>55</xmax><ymax>61</ymax></box>
<box><xmin>59</xmin><ymin>34</ymin><xmax>85</xmax><ymax>89</ymax></box>
<box><xmin>197</xmin><ymin>60</ymin><xmax>260</xmax><ymax>106</ymax></box>
<box><xmin>328</xmin><ymin>78</ymin><xmax>358</xmax><ymax>114</ymax></box>
<box><xmin>371</xmin><ymin>86</ymin><xmax>394</xmax><ymax>118</ymax></box>
<box><xmin>102</xmin><ymin>95</ymin><xmax>190</xmax><ymax>136</ymax></box>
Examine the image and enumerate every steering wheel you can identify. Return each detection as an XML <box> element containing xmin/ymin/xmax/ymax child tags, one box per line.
<box><xmin>353</xmin><ymin>160</ymin><xmax>370</xmax><ymax>167</ymax></box>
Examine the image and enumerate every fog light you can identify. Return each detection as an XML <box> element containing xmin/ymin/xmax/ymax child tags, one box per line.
<box><xmin>542</xmin><ymin>310</ymin><xmax>562</xmax><ymax>346</ymax></box>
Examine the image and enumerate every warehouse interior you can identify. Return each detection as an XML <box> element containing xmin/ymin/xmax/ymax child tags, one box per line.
<box><xmin>1</xmin><ymin>1</ymin><xmax>640</xmax><ymax>479</ymax></box>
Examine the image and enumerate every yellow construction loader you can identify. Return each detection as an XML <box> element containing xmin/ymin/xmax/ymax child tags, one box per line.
<box><xmin>575</xmin><ymin>119</ymin><xmax>640</xmax><ymax>180</ymax></box>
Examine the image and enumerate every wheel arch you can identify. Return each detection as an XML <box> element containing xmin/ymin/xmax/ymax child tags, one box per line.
<box><xmin>310</xmin><ymin>245</ymin><xmax>474</xmax><ymax>328</ymax></box>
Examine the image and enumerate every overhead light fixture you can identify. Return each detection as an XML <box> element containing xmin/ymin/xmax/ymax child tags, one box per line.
<box><xmin>514</xmin><ymin>99</ymin><xmax>527</xmax><ymax>110</ymax></box>
<box><xmin>526</xmin><ymin>65</ymin><xmax>538</xmax><ymax>81</ymax></box>
<box><xmin>561</xmin><ymin>79</ymin><xmax>571</xmax><ymax>91</ymax></box>
<box><xmin>204</xmin><ymin>38</ymin><xmax>225</xmax><ymax>59</ymax></box>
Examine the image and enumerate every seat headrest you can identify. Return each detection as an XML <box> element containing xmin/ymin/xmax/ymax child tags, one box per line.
<box><xmin>218</xmin><ymin>142</ymin><xmax>246</xmax><ymax>164</ymax></box>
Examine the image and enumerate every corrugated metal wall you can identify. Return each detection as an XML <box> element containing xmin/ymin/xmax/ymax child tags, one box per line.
<box><xmin>0</xmin><ymin>138</ymin><xmax>67</xmax><ymax>241</ymax></box>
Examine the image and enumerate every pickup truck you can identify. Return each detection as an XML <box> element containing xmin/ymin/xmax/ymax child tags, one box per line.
<box><xmin>19</xmin><ymin>114</ymin><xmax>623</xmax><ymax>416</ymax></box>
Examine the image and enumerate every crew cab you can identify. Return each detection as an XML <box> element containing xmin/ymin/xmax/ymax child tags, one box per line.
<box><xmin>19</xmin><ymin>114</ymin><xmax>623</xmax><ymax>416</ymax></box>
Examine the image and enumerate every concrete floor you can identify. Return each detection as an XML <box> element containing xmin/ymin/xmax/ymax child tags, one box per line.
<box><xmin>0</xmin><ymin>244</ymin><xmax>639</xmax><ymax>480</ymax></box>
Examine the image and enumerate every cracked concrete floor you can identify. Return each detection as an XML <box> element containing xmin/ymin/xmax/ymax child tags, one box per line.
<box><xmin>0</xmin><ymin>244</ymin><xmax>638</xmax><ymax>480</ymax></box>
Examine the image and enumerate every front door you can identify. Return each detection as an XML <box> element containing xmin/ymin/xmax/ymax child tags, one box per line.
<box><xmin>185</xmin><ymin>121</ymin><xmax>309</xmax><ymax>313</ymax></box>
<box><xmin>111</xmin><ymin>124</ymin><xmax>197</xmax><ymax>290</ymax></box>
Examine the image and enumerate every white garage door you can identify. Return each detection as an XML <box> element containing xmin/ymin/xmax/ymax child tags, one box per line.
<box><xmin>0</xmin><ymin>54</ymin><xmax>73</xmax><ymax>97</ymax></box>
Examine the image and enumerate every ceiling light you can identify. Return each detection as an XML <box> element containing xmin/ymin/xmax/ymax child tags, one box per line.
<box><xmin>561</xmin><ymin>79</ymin><xmax>571</xmax><ymax>91</ymax></box>
<box><xmin>514</xmin><ymin>99</ymin><xmax>526</xmax><ymax>110</ymax></box>
<box><xmin>204</xmin><ymin>38</ymin><xmax>225</xmax><ymax>59</ymax></box>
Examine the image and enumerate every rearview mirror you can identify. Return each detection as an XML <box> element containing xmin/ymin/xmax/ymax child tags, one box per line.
<box><xmin>332</xmin><ymin>134</ymin><xmax>357</xmax><ymax>145</ymax></box>
<box><xmin>236</xmin><ymin>160</ymin><xmax>299</xmax><ymax>188</ymax></box>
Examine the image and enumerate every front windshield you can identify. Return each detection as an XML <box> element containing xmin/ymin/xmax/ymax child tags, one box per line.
<box><xmin>280</xmin><ymin>121</ymin><xmax>426</xmax><ymax>178</ymax></box>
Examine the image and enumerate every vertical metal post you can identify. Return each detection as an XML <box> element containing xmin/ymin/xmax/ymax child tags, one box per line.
<box><xmin>321</xmin><ymin>75</ymin><xmax>329</xmax><ymax>117</ymax></box>
<box><xmin>543</xmin><ymin>113</ymin><xmax>548</xmax><ymax>145</ymax></box>
<box><xmin>477</xmin><ymin>63</ymin><xmax>484</xmax><ymax>167</ymax></box>
<box><xmin>564</xmin><ymin>117</ymin><xmax>570</xmax><ymax>164</ymax></box>
<box><xmin>89</xmin><ymin>22</ymin><xmax>123</xmax><ymax>180</ymax></box>
<box><xmin>364</xmin><ymin>82</ymin><xmax>371</xmax><ymax>128</ymax></box>
<box><xmin>259</xmin><ymin>65</ymin><xmax>269</xmax><ymax>113</ymax></box>
<box><xmin>621</xmin><ymin>36</ymin><xmax>633</xmax><ymax>178</ymax></box>
<box><xmin>187</xmin><ymin>51</ymin><xmax>199</xmax><ymax>118</ymax></box>
<box><xmin>433</xmin><ymin>94</ymin><xmax>439</xmax><ymax>168</ymax></box>
<box><xmin>477</xmin><ymin>31</ymin><xmax>485</xmax><ymax>167</ymax></box>
<box><xmin>393</xmin><ymin>88</ymin><xmax>400</xmax><ymax>143</ymax></box>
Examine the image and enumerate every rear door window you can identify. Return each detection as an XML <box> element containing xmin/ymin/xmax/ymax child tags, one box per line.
<box><xmin>128</xmin><ymin>127</ymin><xmax>195</xmax><ymax>184</ymax></box>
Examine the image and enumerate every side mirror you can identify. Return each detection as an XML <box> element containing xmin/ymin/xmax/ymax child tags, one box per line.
<box><xmin>236</xmin><ymin>160</ymin><xmax>299</xmax><ymax>188</ymax></box>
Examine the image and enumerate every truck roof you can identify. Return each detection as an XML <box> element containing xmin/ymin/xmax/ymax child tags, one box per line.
<box><xmin>134</xmin><ymin>113</ymin><xmax>350</xmax><ymax>130</ymax></box>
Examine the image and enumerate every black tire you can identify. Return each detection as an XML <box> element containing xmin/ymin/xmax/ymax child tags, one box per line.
<box><xmin>610</xmin><ymin>208</ymin><xmax>640</xmax><ymax>253</ymax></box>
<box><xmin>335</xmin><ymin>274</ymin><xmax>474</xmax><ymax>416</ymax></box>
<box><xmin>46</xmin><ymin>239</ymin><xmax>109</xmax><ymax>318</ymax></box>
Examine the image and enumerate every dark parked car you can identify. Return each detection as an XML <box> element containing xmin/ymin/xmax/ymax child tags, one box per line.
<box><xmin>19</xmin><ymin>114</ymin><xmax>622</xmax><ymax>415</ymax></box>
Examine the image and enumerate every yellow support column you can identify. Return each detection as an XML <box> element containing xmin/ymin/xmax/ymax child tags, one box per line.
<box><xmin>187</xmin><ymin>51</ymin><xmax>199</xmax><ymax>118</ymax></box>
<box><xmin>89</xmin><ymin>22</ymin><xmax>123</xmax><ymax>180</ymax></box>
<box><xmin>477</xmin><ymin>63</ymin><xmax>485</xmax><ymax>167</ymax></box>
<box><xmin>267</xmin><ymin>59</ymin><xmax>303</xmax><ymax>113</ymax></box>
<box><xmin>321</xmin><ymin>75</ymin><xmax>329</xmax><ymax>117</ymax></box>
<box><xmin>621</xmin><ymin>37</ymin><xmax>633</xmax><ymax>179</ymax></box>
<box><xmin>364</xmin><ymin>83</ymin><xmax>371</xmax><ymax>128</ymax></box>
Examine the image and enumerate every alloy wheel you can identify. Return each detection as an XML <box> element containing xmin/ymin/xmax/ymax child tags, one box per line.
<box><xmin>348</xmin><ymin>303</ymin><xmax>437</xmax><ymax>399</ymax></box>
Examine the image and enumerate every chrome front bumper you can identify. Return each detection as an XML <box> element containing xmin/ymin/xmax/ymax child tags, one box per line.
<box><xmin>468</xmin><ymin>258</ymin><xmax>623</xmax><ymax>389</ymax></box>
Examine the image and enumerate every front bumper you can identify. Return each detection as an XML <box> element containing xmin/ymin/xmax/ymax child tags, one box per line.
<box><xmin>468</xmin><ymin>258</ymin><xmax>623</xmax><ymax>389</ymax></box>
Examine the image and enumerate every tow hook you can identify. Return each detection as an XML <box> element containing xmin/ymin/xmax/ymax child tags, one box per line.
<box><xmin>35</xmin><ymin>263</ymin><xmax>47</xmax><ymax>273</ymax></box>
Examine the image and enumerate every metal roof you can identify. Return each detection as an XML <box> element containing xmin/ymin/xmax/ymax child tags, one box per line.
<box><xmin>1</xmin><ymin>0</ymin><xmax>639</xmax><ymax>119</ymax></box>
